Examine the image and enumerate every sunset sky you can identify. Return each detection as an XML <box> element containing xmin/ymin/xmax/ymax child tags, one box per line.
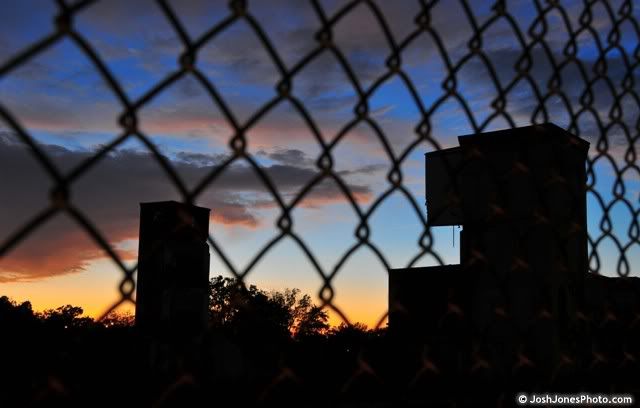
<box><xmin>1</xmin><ymin>0</ymin><xmax>638</xmax><ymax>327</ymax></box>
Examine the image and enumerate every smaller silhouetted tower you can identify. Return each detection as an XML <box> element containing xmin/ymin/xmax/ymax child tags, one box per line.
<box><xmin>135</xmin><ymin>201</ymin><xmax>210</xmax><ymax>337</ymax></box>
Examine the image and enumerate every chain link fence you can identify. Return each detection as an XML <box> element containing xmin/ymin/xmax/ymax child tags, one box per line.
<box><xmin>1</xmin><ymin>0</ymin><xmax>639</xmax><ymax>404</ymax></box>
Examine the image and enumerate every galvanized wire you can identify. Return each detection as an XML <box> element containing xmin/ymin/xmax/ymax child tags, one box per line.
<box><xmin>0</xmin><ymin>0</ymin><xmax>638</xmax><ymax>379</ymax></box>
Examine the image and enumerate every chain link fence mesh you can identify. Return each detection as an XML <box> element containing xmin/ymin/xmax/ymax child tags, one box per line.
<box><xmin>1</xmin><ymin>0</ymin><xmax>639</xmax><ymax>404</ymax></box>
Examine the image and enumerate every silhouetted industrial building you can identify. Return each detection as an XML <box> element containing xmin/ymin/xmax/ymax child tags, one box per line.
<box><xmin>135</xmin><ymin>201</ymin><xmax>211</xmax><ymax>337</ymax></box>
<box><xmin>389</xmin><ymin>124</ymin><xmax>590</xmax><ymax>374</ymax></box>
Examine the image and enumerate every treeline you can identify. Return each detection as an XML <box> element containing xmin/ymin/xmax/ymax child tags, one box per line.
<box><xmin>206</xmin><ymin>275</ymin><xmax>385</xmax><ymax>340</ymax></box>
<box><xmin>0</xmin><ymin>296</ymin><xmax>134</xmax><ymax>330</ymax></box>
<box><xmin>0</xmin><ymin>276</ymin><xmax>387</xmax><ymax>407</ymax></box>
<box><xmin>0</xmin><ymin>276</ymin><xmax>382</xmax><ymax>338</ymax></box>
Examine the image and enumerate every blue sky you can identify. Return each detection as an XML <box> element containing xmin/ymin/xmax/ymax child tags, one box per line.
<box><xmin>1</xmin><ymin>0</ymin><xmax>638</xmax><ymax>325</ymax></box>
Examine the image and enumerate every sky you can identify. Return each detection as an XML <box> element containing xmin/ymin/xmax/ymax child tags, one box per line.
<box><xmin>0</xmin><ymin>0</ymin><xmax>638</xmax><ymax>327</ymax></box>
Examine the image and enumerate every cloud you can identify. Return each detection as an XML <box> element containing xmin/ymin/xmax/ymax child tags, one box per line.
<box><xmin>2</xmin><ymin>0</ymin><xmax>634</xmax><ymax>283</ymax></box>
<box><xmin>292</xmin><ymin>179</ymin><xmax>372</xmax><ymax>209</ymax></box>
<box><xmin>257</xmin><ymin>147</ymin><xmax>315</xmax><ymax>167</ymax></box>
<box><xmin>256</xmin><ymin>147</ymin><xmax>387</xmax><ymax>177</ymax></box>
<box><xmin>1</xmin><ymin>0</ymin><xmax>461</xmax><ymax>129</ymax></box>
<box><xmin>0</xmin><ymin>218</ymin><xmax>123</xmax><ymax>283</ymax></box>
<box><xmin>0</xmin><ymin>133</ymin><xmax>374</xmax><ymax>282</ymax></box>
<box><xmin>370</xmin><ymin>105</ymin><xmax>395</xmax><ymax>117</ymax></box>
<box><xmin>337</xmin><ymin>164</ymin><xmax>387</xmax><ymax>177</ymax></box>
<box><xmin>453</xmin><ymin>40</ymin><xmax>638</xmax><ymax>134</ymax></box>
<box><xmin>175</xmin><ymin>151</ymin><xmax>228</xmax><ymax>166</ymax></box>
<box><xmin>0</xmin><ymin>0</ymin><xmax>491</xmax><ymax>165</ymax></box>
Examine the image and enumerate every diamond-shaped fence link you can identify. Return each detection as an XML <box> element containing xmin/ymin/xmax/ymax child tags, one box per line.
<box><xmin>0</xmin><ymin>0</ymin><xmax>639</xmax><ymax>402</ymax></box>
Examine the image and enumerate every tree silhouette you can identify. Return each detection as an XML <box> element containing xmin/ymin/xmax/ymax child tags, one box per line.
<box><xmin>329</xmin><ymin>322</ymin><xmax>371</xmax><ymax>351</ymax></box>
<box><xmin>207</xmin><ymin>276</ymin><xmax>328</xmax><ymax>339</ymax></box>
<box><xmin>291</xmin><ymin>291</ymin><xmax>330</xmax><ymax>338</ymax></box>
<box><xmin>99</xmin><ymin>311</ymin><xmax>134</xmax><ymax>328</ymax></box>
<box><xmin>0</xmin><ymin>295</ymin><xmax>38</xmax><ymax>331</ymax></box>
<box><xmin>39</xmin><ymin>304</ymin><xmax>94</xmax><ymax>329</ymax></box>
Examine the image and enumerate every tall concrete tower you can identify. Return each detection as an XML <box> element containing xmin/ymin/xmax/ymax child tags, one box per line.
<box><xmin>135</xmin><ymin>201</ymin><xmax>211</xmax><ymax>337</ymax></box>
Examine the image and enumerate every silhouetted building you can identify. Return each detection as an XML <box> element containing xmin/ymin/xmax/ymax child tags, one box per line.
<box><xmin>389</xmin><ymin>124</ymin><xmax>590</xmax><ymax>375</ymax></box>
<box><xmin>135</xmin><ymin>201</ymin><xmax>211</xmax><ymax>337</ymax></box>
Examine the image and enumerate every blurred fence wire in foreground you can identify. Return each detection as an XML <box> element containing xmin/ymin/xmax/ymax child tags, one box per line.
<box><xmin>0</xmin><ymin>0</ymin><xmax>639</xmax><ymax>403</ymax></box>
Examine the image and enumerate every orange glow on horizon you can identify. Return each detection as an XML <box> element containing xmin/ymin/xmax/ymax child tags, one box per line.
<box><xmin>1</xmin><ymin>272</ymin><xmax>386</xmax><ymax>329</ymax></box>
<box><xmin>1</xmin><ymin>291</ymin><xmax>384</xmax><ymax>328</ymax></box>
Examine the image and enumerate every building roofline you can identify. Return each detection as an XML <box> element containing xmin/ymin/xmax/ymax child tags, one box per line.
<box><xmin>423</xmin><ymin>123</ymin><xmax>590</xmax><ymax>156</ymax></box>
<box><xmin>457</xmin><ymin>123</ymin><xmax>590</xmax><ymax>150</ymax></box>
<box><xmin>423</xmin><ymin>146</ymin><xmax>461</xmax><ymax>157</ymax></box>
<box><xmin>389</xmin><ymin>264</ymin><xmax>463</xmax><ymax>273</ymax></box>
<box><xmin>140</xmin><ymin>201</ymin><xmax>211</xmax><ymax>213</ymax></box>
